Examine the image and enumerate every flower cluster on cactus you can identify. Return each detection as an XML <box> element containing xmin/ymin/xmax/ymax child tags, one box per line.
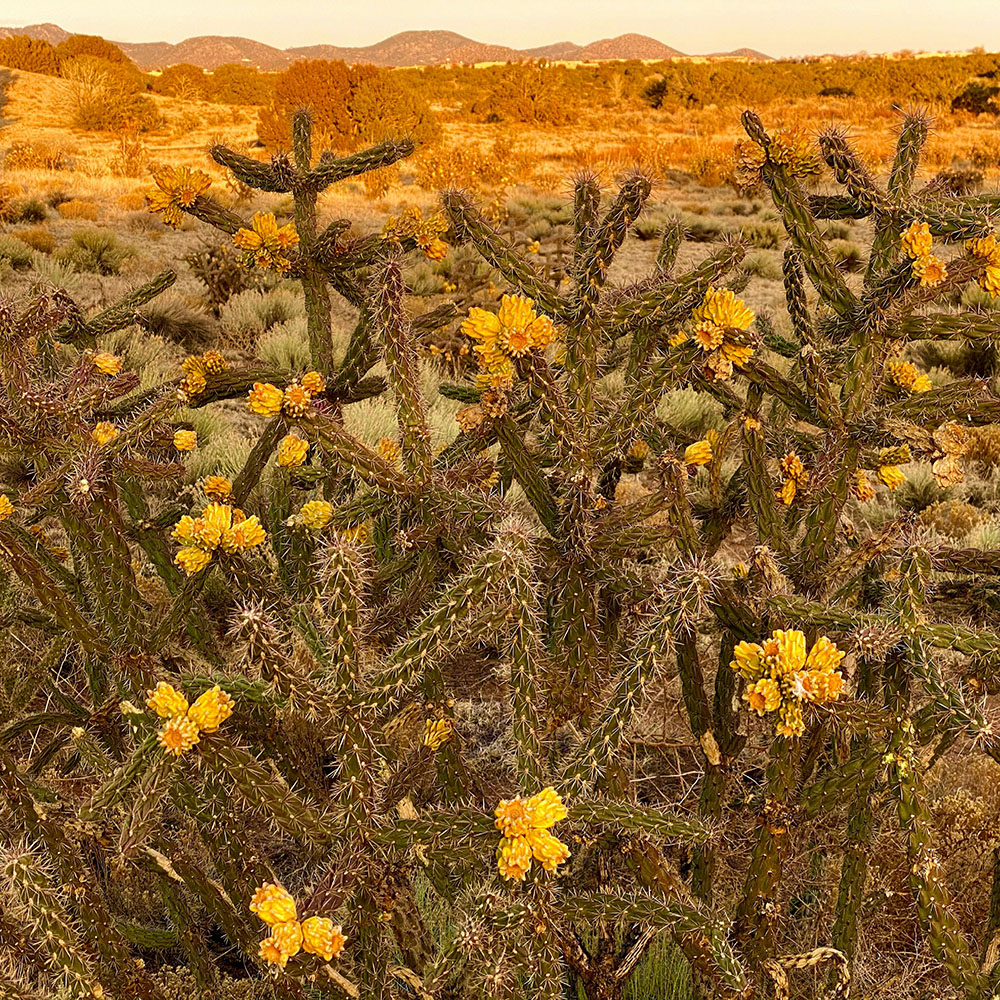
<box><xmin>734</xmin><ymin>630</ymin><xmax>845</xmax><ymax>738</ymax></box>
<box><xmin>172</xmin><ymin>502</ymin><xmax>266</xmax><ymax>574</ymax></box>
<box><xmin>495</xmin><ymin>787</ymin><xmax>570</xmax><ymax>881</ymax></box>
<box><xmin>462</xmin><ymin>294</ymin><xmax>557</xmax><ymax>389</ymax></box>
<box><xmin>248</xmin><ymin>373</ymin><xmax>325</xmax><ymax>417</ymax></box>
<box><xmin>234</xmin><ymin>212</ymin><xmax>300</xmax><ymax>273</ymax></box>
<box><xmin>381</xmin><ymin>205</ymin><xmax>450</xmax><ymax>260</ymax></box>
<box><xmin>251</xmin><ymin>883</ymin><xmax>346</xmax><ymax>968</ymax></box>
<box><xmin>146</xmin><ymin>682</ymin><xmax>233</xmax><ymax>755</ymax></box>
<box><xmin>146</xmin><ymin>166</ymin><xmax>211</xmax><ymax>227</ymax></box>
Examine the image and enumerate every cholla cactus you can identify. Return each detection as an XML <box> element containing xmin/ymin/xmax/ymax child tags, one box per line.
<box><xmin>3</xmin><ymin>105</ymin><xmax>1000</xmax><ymax>1000</ymax></box>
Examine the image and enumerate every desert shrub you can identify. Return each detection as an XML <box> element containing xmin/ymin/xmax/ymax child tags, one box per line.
<box><xmin>0</xmin><ymin>234</ymin><xmax>33</xmax><ymax>269</ymax></box>
<box><xmin>969</xmin><ymin>134</ymin><xmax>1000</xmax><ymax>170</ymax></box>
<box><xmin>473</xmin><ymin>61</ymin><xmax>574</xmax><ymax>124</ymax></box>
<box><xmin>0</xmin><ymin>34</ymin><xmax>60</xmax><ymax>75</ymax></box>
<box><xmin>952</xmin><ymin>80</ymin><xmax>1000</xmax><ymax>115</ymax></box>
<box><xmin>219</xmin><ymin>286</ymin><xmax>305</xmax><ymax>344</ymax></box>
<box><xmin>63</xmin><ymin>55</ymin><xmax>161</xmax><ymax>132</ymax></box>
<box><xmin>109</xmin><ymin>126</ymin><xmax>148</xmax><ymax>177</ymax></box>
<box><xmin>3</xmin><ymin>140</ymin><xmax>74</xmax><ymax>171</ymax></box>
<box><xmin>10</xmin><ymin>226</ymin><xmax>56</xmax><ymax>254</ymax></box>
<box><xmin>257</xmin><ymin>59</ymin><xmax>378</xmax><ymax>151</ymax></box>
<box><xmin>0</xmin><ymin>196</ymin><xmax>47</xmax><ymax>223</ymax></box>
<box><xmin>209</xmin><ymin>63</ymin><xmax>275</xmax><ymax>105</ymax></box>
<box><xmin>258</xmin><ymin>317</ymin><xmax>311</xmax><ymax>369</ymax></box>
<box><xmin>918</xmin><ymin>498</ymin><xmax>990</xmax><ymax>538</ymax></box>
<box><xmin>151</xmin><ymin>62</ymin><xmax>210</xmax><ymax>100</ymax></box>
<box><xmin>55</xmin><ymin>33</ymin><xmax>133</xmax><ymax>67</ymax></box>
<box><xmin>136</xmin><ymin>296</ymin><xmax>217</xmax><ymax>348</ymax></box>
<box><xmin>742</xmin><ymin>249</ymin><xmax>783</xmax><ymax>279</ymax></box>
<box><xmin>965</xmin><ymin>424</ymin><xmax>1000</xmax><ymax>468</ymax></box>
<box><xmin>185</xmin><ymin>242</ymin><xmax>270</xmax><ymax>315</ymax></box>
<box><xmin>55</xmin><ymin>227</ymin><xmax>135</xmax><ymax>274</ymax></box>
<box><xmin>348</xmin><ymin>71</ymin><xmax>441</xmax><ymax>147</ymax></box>
<box><xmin>56</xmin><ymin>198</ymin><xmax>99</xmax><ymax>220</ymax></box>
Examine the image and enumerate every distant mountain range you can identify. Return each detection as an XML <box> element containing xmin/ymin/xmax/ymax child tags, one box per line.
<box><xmin>0</xmin><ymin>23</ymin><xmax>773</xmax><ymax>70</ymax></box>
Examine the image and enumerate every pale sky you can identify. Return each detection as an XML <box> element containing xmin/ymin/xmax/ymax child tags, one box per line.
<box><xmin>4</xmin><ymin>0</ymin><xmax>999</xmax><ymax>58</ymax></box>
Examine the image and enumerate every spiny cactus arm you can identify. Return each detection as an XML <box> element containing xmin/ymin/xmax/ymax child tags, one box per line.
<box><xmin>819</xmin><ymin>129</ymin><xmax>886</xmax><ymax>214</ymax></box>
<box><xmin>209</xmin><ymin>143</ymin><xmax>291</xmax><ymax>192</ymax></box>
<box><xmin>154</xmin><ymin>872</ymin><xmax>217</xmax><ymax>988</ymax></box>
<box><xmin>181</xmin><ymin>194</ymin><xmax>248</xmax><ymax>235</ymax></box>
<box><xmin>884</xmin><ymin>379</ymin><xmax>1000</xmax><ymax>424</ymax></box>
<box><xmin>372</xmin><ymin>260</ymin><xmax>433</xmax><ymax>481</ymax></box>
<box><xmin>742</xmin><ymin>359</ymin><xmax>818</xmax><ymax>424</ymax></box>
<box><xmin>495</xmin><ymin>414</ymin><xmax>561</xmax><ymax>535</ymax></box>
<box><xmin>807</xmin><ymin>194</ymin><xmax>873</xmax><ymax>220</ymax></box>
<box><xmin>656</xmin><ymin>218</ymin><xmax>685</xmax><ymax>274</ymax></box>
<box><xmin>888</xmin><ymin>112</ymin><xmax>930</xmax><ymax>200</ymax></box>
<box><xmin>572</xmin><ymin>172</ymin><xmax>601</xmax><ymax>272</ymax></box>
<box><xmin>59</xmin><ymin>502</ymin><xmax>147</xmax><ymax>650</ymax></box>
<box><xmin>782</xmin><ymin>248</ymin><xmax>815</xmax><ymax>344</ymax></box>
<box><xmin>570</xmin><ymin>801</ymin><xmax>708</xmax><ymax>841</ymax></box>
<box><xmin>306</xmin><ymin>137</ymin><xmax>415</xmax><ymax>192</ymax></box>
<box><xmin>897</xmin><ymin>311</ymin><xmax>1000</xmax><ymax>341</ymax></box>
<box><xmin>572</xmin><ymin>169</ymin><xmax>651</xmax><ymax>323</ymax></box>
<box><xmin>602</xmin><ymin>239</ymin><xmax>747</xmax><ymax>338</ymax></box>
<box><xmin>768</xmin><ymin>593</ymin><xmax>1000</xmax><ymax>656</ymax></box>
<box><xmin>889</xmin><ymin>719</ymin><xmax>989</xmax><ymax>997</ymax></box>
<box><xmin>562</xmin><ymin>610</ymin><xmax>673</xmax><ymax>793</ymax></box>
<box><xmin>203</xmin><ymin>738</ymin><xmax>330</xmax><ymax>842</ymax></box>
<box><xmin>362</xmin><ymin>539</ymin><xmax>523</xmax><ymax>710</ymax></box>
<box><xmin>742</xmin><ymin>112</ymin><xmax>856</xmax><ymax>319</ymax></box>
<box><xmin>57</xmin><ymin>270</ymin><xmax>177</xmax><ymax>347</ymax></box>
<box><xmin>524</xmin><ymin>357</ymin><xmax>587</xmax><ymax>466</ymax></box>
<box><xmin>0</xmin><ymin>528</ymin><xmax>107</xmax><ymax>655</ymax></box>
<box><xmin>505</xmin><ymin>532</ymin><xmax>546</xmax><ymax>788</ymax></box>
<box><xmin>442</xmin><ymin>191</ymin><xmax>562</xmax><ymax>317</ymax></box>
<box><xmin>2</xmin><ymin>852</ymin><xmax>108</xmax><ymax>999</ymax></box>
<box><xmin>310</xmin><ymin>410</ymin><xmax>413</xmax><ymax>493</ymax></box>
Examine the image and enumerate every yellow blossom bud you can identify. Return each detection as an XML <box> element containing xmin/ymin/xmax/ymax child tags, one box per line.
<box><xmin>187</xmin><ymin>685</ymin><xmax>233</xmax><ymax>733</ymax></box>
<box><xmin>250</xmin><ymin>883</ymin><xmax>297</xmax><ymax>926</ymax></box>
<box><xmin>277</xmin><ymin>434</ymin><xmax>309</xmax><ymax>468</ymax></box>
<box><xmin>93</xmin><ymin>352</ymin><xmax>122</xmax><ymax>376</ymax></box>
<box><xmin>683</xmin><ymin>440</ymin><xmax>712</xmax><ymax>466</ymax></box>
<box><xmin>299</xmin><ymin>500</ymin><xmax>333</xmax><ymax>531</ymax></box>
<box><xmin>146</xmin><ymin>682</ymin><xmax>189</xmax><ymax>719</ymax></box>
<box><xmin>248</xmin><ymin>382</ymin><xmax>285</xmax><ymax>417</ymax></box>
<box><xmin>173</xmin><ymin>429</ymin><xmax>197</xmax><ymax>452</ymax></box>
<box><xmin>92</xmin><ymin>422</ymin><xmax>119</xmax><ymax>445</ymax></box>
<box><xmin>300</xmin><ymin>917</ymin><xmax>346</xmax><ymax>961</ymax></box>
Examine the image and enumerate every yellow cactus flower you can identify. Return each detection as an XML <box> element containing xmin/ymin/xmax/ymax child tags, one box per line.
<box><xmin>767</xmin><ymin>128</ymin><xmax>820</xmax><ymax>177</ymax></box>
<box><xmin>92</xmin><ymin>422</ymin><xmax>119</xmax><ymax>445</ymax></box>
<box><xmin>982</xmin><ymin>265</ymin><xmax>1000</xmax><ymax>297</ymax></box>
<box><xmin>269</xmin><ymin>920</ymin><xmax>303</xmax><ymax>960</ymax></box>
<box><xmin>259</xmin><ymin>935</ymin><xmax>288</xmax><ymax>967</ymax></box>
<box><xmin>494</xmin><ymin>787</ymin><xmax>570</xmax><ymax>880</ymax></box>
<box><xmin>693</xmin><ymin>322</ymin><xmax>725</xmax><ymax>352</ymax></box>
<box><xmin>423</xmin><ymin>237</ymin><xmax>448</xmax><ymax>261</ymax></box>
<box><xmin>233</xmin><ymin>212</ymin><xmax>299</xmax><ymax>273</ymax></box>
<box><xmin>731</xmin><ymin>640</ymin><xmax>766</xmax><ymax>679</ymax></box>
<box><xmin>93</xmin><ymin>352</ymin><xmax>122</xmax><ymax>376</ymax></box>
<box><xmin>901</xmin><ymin>220</ymin><xmax>933</xmax><ymax>260</ymax></box>
<box><xmin>201</xmin><ymin>350</ymin><xmax>227</xmax><ymax>374</ymax></box>
<box><xmin>300</xmin><ymin>917</ymin><xmax>347</xmax><ymax>961</ymax></box>
<box><xmin>912</xmin><ymin>253</ymin><xmax>947</xmax><ymax>287</ymax></box>
<box><xmin>878</xmin><ymin>465</ymin><xmax>906</xmax><ymax>490</ymax></box>
<box><xmin>776</xmin><ymin>700</ymin><xmax>805</xmax><ymax>738</ymax></box>
<box><xmin>300</xmin><ymin>370</ymin><xmax>326</xmax><ymax>395</ymax></box>
<box><xmin>173</xmin><ymin>429</ymin><xmax>197</xmax><ymax>452</ymax></box>
<box><xmin>966</xmin><ymin>233</ymin><xmax>1000</xmax><ymax>265</ymax></box>
<box><xmin>911</xmin><ymin>374</ymin><xmax>932</xmax><ymax>392</ymax></box>
<box><xmin>175</xmin><ymin>546</ymin><xmax>213</xmax><ymax>576</ymax></box>
<box><xmin>423</xmin><ymin>718</ymin><xmax>453</xmax><ymax>750</ymax></box>
<box><xmin>932</xmin><ymin>454</ymin><xmax>964</xmax><ymax>489</ymax></box>
<box><xmin>229</xmin><ymin>515</ymin><xmax>266</xmax><ymax>551</ymax></box>
<box><xmin>299</xmin><ymin>500</ymin><xmax>333</xmax><ymax>531</ymax></box>
<box><xmin>526</xmin><ymin>787</ymin><xmax>568</xmax><ymax>829</ymax></box>
<box><xmin>146</xmin><ymin>682</ymin><xmax>189</xmax><ymax>719</ymax></box>
<box><xmin>692</xmin><ymin>287</ymin><xmax>754</xmax><ymax>331</ymax></box>
<box><xmin>462</xmin><ymin>295</ymin><xmax>555</xmax><ymax>388</ymax></box>
<box><xmin>684</xmin><ymin>440</ymin><xmax>712</xmax><ymax>466</ymax></box>
<box><xmin>0</xmin><ymin>494</ymin><xmax>14</xmax><ymax>521</ymax></box>
<box><xmin>248</xmin><ymin>382</ymin><xmax>285</xmax><ymax>417</ymax></box>
<box><xmin>668</xmin><ymin>330</ymin><xmax>689</xmax><ymax>347</ymax></box>
<box><xmin>853</xmin><ymin>469</ymin><xmax>876</xmax><ymax>501</ymax></box>
<box><xmin>187</xmin><ymin>686</ymin><xmax>233</xmax><ymax>733</ymax></box>
<box><xmin>525</xmin><ymin>827</ymin><xmax>571</xmax><ymax>872</ymax></box>
<box><xmin>251</xmin><ymin>883</ymin><xmax>298</xmax><ymax>926</ymax></box>
<box><xmin>497</xmin><ymin>836</ymin><xmax>533</xmax><ymax>881</ymax></box>
<box><xmin>744</xmin><ymin>677</ymin><xmax>781</xmax><ymax>715</ymax></box>
<box><xmin>181</xmin><ymin>370</ymin><xmax>207</xmax><ymax>400</ymax></box>
<box><xmin>159</xmin><ymin>714</ymin><xmax>201</xmax><ymax>755</ymax></box>
<box><xmin>282</xmin><ymin>382</ymin><xmax>312</xmax><ymax>418</ymax></box>
<box><xmin>202</xmin><ymin>476</ymin><xmax>232</xmax><ymax>502</ymax></box>
<box><xmin>146</xmin><ymin>166</ymin><xmax>211</xmax><ymax>227</ymax></box>
<box><xmin>277</xmin><ymin>434</ymin><xmax>309</xmax><ymax>468</ymax></box>
<box><xmin>173</xmin><ymin>515</ymin><xmax>202</xmax><ymax>546</ymax></box>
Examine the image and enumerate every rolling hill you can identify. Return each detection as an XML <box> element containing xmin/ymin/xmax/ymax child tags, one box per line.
<box><xmin>0</xmin><ymin>23</ymin><xmax>773</xmax><ymax>70</ymax></box>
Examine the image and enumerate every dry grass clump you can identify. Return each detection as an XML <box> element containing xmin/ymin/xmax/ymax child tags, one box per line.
<box><xmin>9</xmin><ymin>226</ymin><xmax>56</xmax><ymax>254</ymax></box>
<box><xmin>56</xmin><ymin>197</ymin><xmax>99</xmax><ymax>220</ymax></box>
